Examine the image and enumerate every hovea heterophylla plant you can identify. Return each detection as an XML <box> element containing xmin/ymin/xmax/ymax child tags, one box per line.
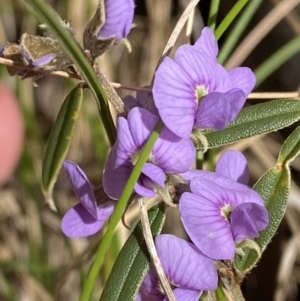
<box><xmin>1</xmin><ymin>0</ymin><xmax>300</xmax><ymax>300</ymax></box>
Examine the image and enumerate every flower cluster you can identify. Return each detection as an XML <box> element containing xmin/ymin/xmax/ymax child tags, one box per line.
<box><xmin>58</xmin><ymin>16</ymin><xmax>269</xmax><ymax>300</ymax></box>
<box><xmin>137</xmin><ymin>150</ymin><xmax>269</xmax><ymax>300</ymax></box>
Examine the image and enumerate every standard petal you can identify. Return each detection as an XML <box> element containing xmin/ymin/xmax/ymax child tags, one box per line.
<box><xmin>127</xmin><ymin>107</ymin><xmax>159</xmax><ymax>147</ymax></box>
<box><xmin>231</xmin><ymin>203</ymin><xmax>269</xmax><ymax>242</ymax></box>
<box><xmin>175</xmin><ymin>46</ymin><xmax>232</xmax><ymax>93</ymax></box>
<box><xmin>179</xmin><ymin>191</ymin><xmax>235</xmax><ymax>260</ymax></box>
<box><xmin>117</xmin><ymin>116</ymin><xmax>136</xmax><ymax>155</ymax></box>
<box><xmin>170</xmin><ymin>288</ymin><xmax>202</xmax><ymax>301</ymax></box>
<box><xmin>98</xmin><ymin>0</ymin><xmax>135</xmax><ymax>40</ymax></box>
<box><xmin>182</xmin><ymin>170</ymin><xmax>261</xmax><ymax>202</ymax></box>
<box><xmin>61</xmin><ymin>203</ymin><xmax>104</xmax><ymax>237</ymax></box>
<box><xmin>153</xmin><ymin>129</ymin><xmax>195</xmax><ymax>173</ymax></box>
<box><xmin>156</xmin><ymin>235</ymin><xmax>218</xmax><ymax>290</ymax></box>
<box><xmin>190</xmin><ymin>176</ymin><xmax>264</xmax><ymax>207</ymax></box>
<box><xmin>194</xmin><ymin>27</ymin><xmax>218</xmax><ymax>58</ymax></box>
<box><xmin>103</xmin><ymin>142</ymin><xmax>132</xmax><ymax>200</ymax></box>
<box><xmin>194</xmin><ymin>92</ymin><xmax>230</xmax><ymax>130</ymax></box>
<box><xmin>228</xmin><ymin>67</ymin><xmax>256</xmax><ymax>96</ymax></box>
<box><xmin>153</xmin><ymin>57</ymin><xmax>197</xmax><ymax>138</ymax></box>
<box><xmin>224</xmin><ymin>88</ymin><xmax>246</xmax><ymax>122</ymax></box>
<box><xmin>216</xmin><ymin>150</ymin><xmax>249</xmax><ymax>184</ymax></box>
<box><xmin>63</xmin><ymin>161</ymin><xmax>98</xmax><ymax>219</ymax></box>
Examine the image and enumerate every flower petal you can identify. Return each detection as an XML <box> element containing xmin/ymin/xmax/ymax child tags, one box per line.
<box><xmin>63</xmin><ymin>161</ymin><xmax>98</xmax><ymax>219</ymax></box>
<box><xmin>228</xmin><ymin>67</ymin><xmax>256</xmax><ymax>96</ymax></box>
<box><xmin>142</xmin><ymin>163</ymin><xmax>165</xmax><ymax>187</ymax></box>
<box><xmin>61</xmin><ymin>203</ymin><xmax>105</xmax><ymax>237</ymax></box>
<box><xmin>179</xmin><ymin>190</ymin><xmax>235</xmax><ymax>260</ymax></box>
<box><xmin>182</xmin><ymin>170</ymin><xmax>261</xmax><ymax>202</ymax></box>
<box><xmin>117</xmin><ymin>115</ymin><xmax>137</xmax><ymax>154</ymax></box>
<box><xmin>175</xmin><ymin>46</ymin><xmax>232</xmax><ymax>93</ymax></box>
<box><xmin>224</xmin><ymin>88</ymin><xmax>246</xmax><ymax>122</ymax></box>
<box><xmin>136</xmin><ymin>88</ymin><xmax>159</xmax><ymax>115</ymax></box>
<box><xmin>156</xmin><ymin>235</ymin><xmax>218</xmax><ymax>290</ymax></box>
<box><xmin>190</xmin><ymin>176</ymin><xmax>264</xmax><ymax>207</ymax></box>
<box><xmin>153</xmin><ymin>57</ymin><xmax>197</xmax><ymax>138</ymax></box>
<box><xmin>194</xmin><ymin>27</ymin><xmax>218</xmax><ymax>58</ymax></box>
<box><xmin>134</xmin><ymin>163</ymin><xmax>165</xmax><ymax>197</ymax></box>
<box><xmin>123</xmin><ymin>95</ymin><xmax>139</xmax><ymax>111</ymax></box>
<box><xmin>194</xmin><ymin>92</ymin><xmax>230</xmax><ymax>130</ymax></box>
<box><xmin>216</xmin><ymin>150</ymin><xmax>249</xmax><ymax>184</ymax></box>
<box><xmin>136</xmin><ymin>268</ymin><xmax>165</xmax><ymax>301</ymax></box>
<box><xmin>103</xmin><ymin>142</ymin><xmax>132</xmax><ymax>200</ymax></box>
<box><xmin>153</xmin><ymin>129</ymin><xmax>195</xmax><ymax>173</ymax></box>
<box><xmin>127</xmin><ymin>107</ymin><xmax>159</xmax><ymax>147</ymax></box>
<box><xmin>32</xmin><ymin>53</ymin><xmax>56</xmax><ymax>67</ymax></box>
<box><xmin>231</xmin><ymin>203</ymin><xmax>269</xmax><ymax>242</ymax></box>
<box><xmin>98</xmin><ymin>0</ymin><xmax>135</xmax><ymax>40</ymax></box>
<box><xmin>170</xmin><ymin>288</ymin><xmax>202</xmax><ymax>301</ymax></box>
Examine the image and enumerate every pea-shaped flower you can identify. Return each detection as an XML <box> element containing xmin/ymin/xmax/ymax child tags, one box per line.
<box><xmin>98</xmin><ymin>0</ymin><xmax>135</xmax><ymax>41</ymax></box>
<box><xmin>179</xmin><ymin>150</ymin><xmax>269</xmax><ymax>260</ymax></box>
<box><xmin>136</xmin><ymin>234</ymin><xmax>217</xmax><ymax>301</ymax></box>
<box><xmin>61</xmin><ymin>161</ymin><xmax>114</xmax><ymax>238</ymax></box>
<box><xmin>103</xmin><ymin>107</ymin><xmax>195</xmax><ymax>201</ymax></box>
<box><xmin>84</xmin><ymin>0</ymin><xmax>135</xmax><ymax>58</ymax></box>
<box><xmin>153</xmin><ymin>27</ymin><xmax>256</xmax><ymax>139</ymax></box>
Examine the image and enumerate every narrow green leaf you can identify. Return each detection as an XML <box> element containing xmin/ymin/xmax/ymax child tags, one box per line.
<box><xmin>234</xmin><ymin>247</ymin><xmax>259</xmax><ymax>273</ymax></box>
<box><xmin>234</xmin><ymin>240</ymin><xmax>260</xmax><ymax>272</ymax></box>
<box><xmin>214</xmin><ymin>0</ymin><xmax>249</xmax><ymax>40</ymax></box>
<box><xmin>208</xmin><ymin>0</ymin><xmax>221</xmax><ymax>32</ymax></box>
<box><xmin>235</xmin><ymin>126</ymin><xmax>300</xmax><ymax>272</ymax></box>
<box><xmin>100</xmin><ymin>205</ymin><xmax>165</xmax><ymax>301</ymax></box>
<box><xmin>278</xmin><ymin>126</ymin><xmax>300</xmax><ymax>165</ymax></box>
<box><xmin>255</xmin><ymin>36</ymin><xmax>300</xmax><ymax>86</ymax></box>
<box><xmin>218</xmin><ymin>0</ymin><xmax>262</xmax><ymax>64</ymax></box>
<box><xmin>200</xmin><ymin>99</ymin><xmax>300</xmax><ymax>150</ymax></box>
<box><xmin>42</xmin><ymin>85</ymin><xmax>82</xmax><ymax>205</ymax></box>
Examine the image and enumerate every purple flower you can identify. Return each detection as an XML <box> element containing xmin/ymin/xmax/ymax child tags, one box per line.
<box><xmin>98</xmin><ymin>0</ymin><xmax>135</xmax><ymax>41</ymax></box>
<box><xmin>123</xmin><ymin>88</ymin><xmax>158</xmax><ymax>116</ymax></box>
<box><xmin>179</xmin><ymin>150</ymin><xmax>269</xmax><ymax>260</ymax></box>
<box><xmin>61</xmin><ymin>161</ymin><xmax>114</xmax><ymax>238</ymax></box>
<box><xmin>152</xmin><ymin>27</ymin><xmax>256</xmax><ymax>139</ymax></box>
<box><xmin>103</xmin><ymin>107</ymin><xmax>195</xmax><ymax>200</ymax></box>
<box><xmin>137</xmin><ymin>234</ymin><xmax>218</xmax><ymax>301</ymax></box>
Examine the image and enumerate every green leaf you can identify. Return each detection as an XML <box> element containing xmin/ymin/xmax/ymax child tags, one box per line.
<box><xmin>278</xmin><ymin>126</ymin><xmax>300</xmax><ymax>165</ymax></box>
<box><xmin>214</xmin><ymin>0</ymin><xmax>249</xmax><ymax>40</ymax></box>
<box><xmin>100</xmin><ymin>205</ymin><xmax>165</xmax><ymax>301</ymax></box>
<box><xmin>235</xmin><ymin>126</ymin><xmax>300</xmax><ymax>272</ymax></box>
<box><xmin>199</xmin><ymin>99</ymin><xmax>300</xmax><ymax>150</ymax></box>
<box><xmin>234</xmin><ymin>240</ymin><xmax>260</xmax><ymax>272</ymax></box>
<box><xmin>218</xmin><ymin>0</ymin><xmax>262</xmax><ymax>64</ymax></box>
<box><xmin>42</xmin><ymin>85</ymin><xmax>82</xmax><ymax>207</ymax></box>
<box><xmin>255</xmin><ymin>36</ymin><xmax>300</xmax><ymax>86</ymax></box>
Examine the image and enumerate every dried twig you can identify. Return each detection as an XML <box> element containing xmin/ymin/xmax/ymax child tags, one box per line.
<box><xmin>138</xmin><ymin>198</ymin><xmax>176</xmax><ymax>301</ymax></box>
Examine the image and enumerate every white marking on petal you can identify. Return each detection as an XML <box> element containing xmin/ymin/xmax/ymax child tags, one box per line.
<box><xmin>195</xmin><ymin>84</ymin><xmax>209</xmax><ymax>103</ymax></box>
